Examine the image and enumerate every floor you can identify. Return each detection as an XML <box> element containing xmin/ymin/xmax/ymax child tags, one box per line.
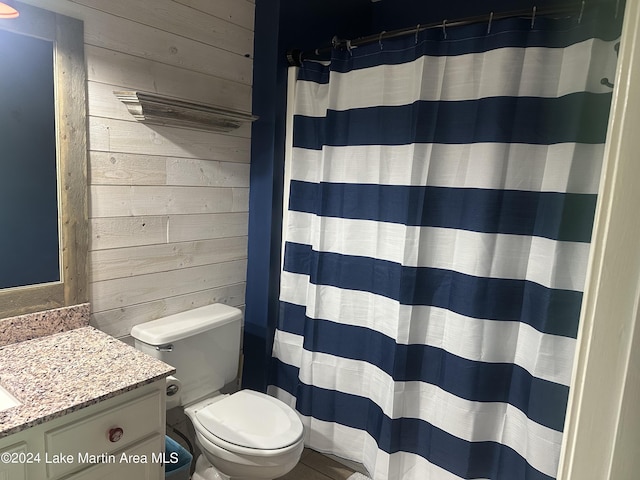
<box><xmin>276</xmin><ymin>449</ymin><xmax>357</xmax><ymax>480</ymax></box>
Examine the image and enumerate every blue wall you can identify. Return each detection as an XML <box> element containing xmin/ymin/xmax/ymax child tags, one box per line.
<box><xmin>243</xmin><ymin>0</ymin><xmax>582</xmax><ymax>391</ymax></box>
<box><xmin>243</xmin><ymin>0</ymin><xmax>285</xmax><ymax>392</ymax></box>
<box><xmin>370</xmin><ymin>0</ymin><xmax>577</xmax><ymax>31</ymax></box>
<box><xmin>243</xmin><ymin>0</ymin><xmax>372</xmax><ymax>391</ymax></box>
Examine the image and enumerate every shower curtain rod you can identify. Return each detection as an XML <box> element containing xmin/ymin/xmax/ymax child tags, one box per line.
<box><xmin>286</xmin><ymin>0</ymin><xmax>618</xmax><ymax>66</ymax></box>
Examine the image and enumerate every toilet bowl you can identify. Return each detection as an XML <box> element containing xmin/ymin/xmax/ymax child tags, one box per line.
<box><xmin>186</xmin><ymin>390</ymin><xmax>304</xmax><ymax>479</ymax></box>
<box><xmin>130</xmin><ymin>304</ymin><xmax>304</xmax><ymax>480</ymax></box>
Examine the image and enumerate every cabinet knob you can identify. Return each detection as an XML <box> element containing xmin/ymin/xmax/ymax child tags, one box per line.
<box><xmin>108</xmin><ymin>427</ymin><xmax>124</xmax><ymax>443</ymax></box>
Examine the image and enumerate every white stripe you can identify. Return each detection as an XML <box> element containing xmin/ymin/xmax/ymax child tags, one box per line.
<box><xmin>291</xmin><ymin>143</ymin><xmax>604</xmax><ymax>194</ymax></box>
<box><xmin>365</xmin><ymin>435</ymin><xmax>474</xmax><ymax>480</ymax></box>
<box><xmin>285</xmin><ymin>212</ymin><xmax>590</xmax><ymax>291</ymax></box>
<box><xmin>270</xmin><ymin>330</ymin><xmax>304</xmax><ymax>366</ymax></box>
<box><xmin>279</xmin><ymin>274</ymin><xmax>577</xmax><ymax>386</ymax></box>
<box><xmin>271</xmin><ymin>340</ymin><xmax>561</xmax><ymax>478</ymax></box>
<box><xmin>271</xmin><ymin>329</ymin><xmax>304</xmax><ymax>370</ymax></box>
<box><xmin>295</xmin><ymin>39</ymin><xmax>618</xmax><ymax>116</ymax></box>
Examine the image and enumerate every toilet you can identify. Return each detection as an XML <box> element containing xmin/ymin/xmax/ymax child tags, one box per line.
<box><xmin>131</xmin><ymin>303</ymin><xmax>304</xmax><ymax>480</ymax></box>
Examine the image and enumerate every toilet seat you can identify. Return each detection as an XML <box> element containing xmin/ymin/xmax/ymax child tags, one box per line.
<box><xmin>194</xmin><ymin>390</ymin><xmax>303</xmax><ymax>452</ymax></box>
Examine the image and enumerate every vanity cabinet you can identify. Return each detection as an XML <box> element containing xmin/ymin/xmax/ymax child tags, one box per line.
<box><xmin>0</xmin><ymin>441</ymin><xmax>28</xmax><ymax>479</ymax></box>
<box><xmin>62</xmin><ymin>434</ymin><xmax>163</xmax><ymax>480</ymax></box>
<box><xmin>0</xmin><ymin>381</ymin><xmax>166</xmax><ymax>480</ymax></box>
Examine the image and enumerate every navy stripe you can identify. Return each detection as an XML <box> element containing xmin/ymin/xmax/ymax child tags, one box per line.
<box><xmin>269</xmin><ymin>357</ymin><xmax>301</xmax><ymax>398</ymax></box>
<box><xmin>284</xmin><ymin>243</ymin><xmax>582</xmax><ymax>338</ymax></box>
<box><xmin>278</xmin><ymin>302</ymin><xmax>569</xmax><ymax>431</ymax></box>
<box><xmin>289</xmin><ymin>181</ymin><xmax>597</xmax><ymax>243</ymax></box>
<box><xmin>270</xmin><ymin>359</ymin><xmax>554</xmax><ymax>480</ymax></box>
<box><xmin>279</xmin><ymin>301</ymin><xmax>307</xmax><ymax>336</ymax></box>
<box><xmin>293</xmin><ymin>94</ymin><xmax>612</xmax><ymax>148</ymax></box>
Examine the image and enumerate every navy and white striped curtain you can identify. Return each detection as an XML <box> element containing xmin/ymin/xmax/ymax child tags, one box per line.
<box><xmin>270</xmin><ymin>10</ymin><xmax>620</xmax><ymax>480</ymax></box>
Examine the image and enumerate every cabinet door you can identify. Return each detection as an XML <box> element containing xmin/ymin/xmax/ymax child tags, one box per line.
<box><xmin>61</xmin><ymin>434</ymin><xmax>164</xmax><ymax>480</ymax></box>
<box><xmin>45</xmin><ymin>390</ymin><xmax>163</xmax><ymax>479</ymax></box>
<box><xmin>0</xmin><ymin>442</ymin><xmax>27</xmax><ymax>480</ymax></box>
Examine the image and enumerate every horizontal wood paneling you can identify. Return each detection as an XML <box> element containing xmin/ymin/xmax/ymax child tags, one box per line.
<box><xmin>174</xmin><ymin>0</ymin><xmax>255</xmax><ymax>30</ymax></box>
<box><xmin>92</xmin><ymin>259</ymin><xmax>247</xmax><ymax>312</ymax></box>
<box><xmin>85</xmin><ymin>45</ymin><xmax>251</xmax><ymax>112</ymax></box>
<box><xmin>89</xmin><ymin>117</ymin><xmax>251</xmax><ymax>161</ymax></box>
<box><xmin>90</xmin><ymin>213</ymin><xmax>250</xmax><ymax>250</ymax></box>
<box><xmin>85</xmin><ymin>46</ymin><xmax>252</xmax><ymax>113</ymax></box>
<box><xmin>90</xmin><ymin>283</ymin><xmax>246</xmax><ymax>338</ymax></box>
<box><xmin>89</xmin><ymin>152</ymin><xmax>167</xmax><ymax>186</ymax></box>
<box><xmin>232</xmin><ymin>188</ymin><xmax>251</xmax><ymax>212</ymax></box>
<box><xmin>70</xmin><ymin>0</ymin><xmax>254</xmax><ymax>56</ymax></box>
<box><xmin>87</xmin><ymin>81</ymin><xmax>143</xmax><ymax>122</ymax></box>
<box><xmin>166</xmin><ymin>158</ymin><xmax>250</xmax><ymax>188</ymax></box>
<box><xmin>24</xmin><ymin>0</ymin><xmax>253</xmax><ymax>84</ymax></box>
<box><xmin>90</xmin><ymin>186</ymin><xmax>238</xmax><ymax>217</ymax></box>
<box><xmin>83</xmin><ymin>14</ymin><xmax>253</xmax><ymax>85</ymax></box>
<box><xmin>91</xmin><ymin>216</ymin><xmax>168</xmax><ymax>250</ymax></box>
<box><xmin>168</xmin><ymin>213</ymin><xmax>250</xmax><ymax>243</ymax></box>
<box><xmin>90</xmin><ymin>152</ymin><xmax>250</xmax><ymax>188</ymax></box>
<box><xmin>90</xmin><ymin>237</ymin><xmax>248</xmax><ymax>282</ymax></box>
<box><xmin>17</xmin><ymin>0</ymin><xmax>254</xmax><ymax>337</ymax></box>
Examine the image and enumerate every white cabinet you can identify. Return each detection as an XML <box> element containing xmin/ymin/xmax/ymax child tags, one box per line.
<box><xmin>0</xmin><ymin>381</ymin><xmax>166</xmax><ymax>480</ymax></box>
<box><xmin>45</xmin><ymin>388</ymin><xmax>163</xmax><ymax>479</ymax></box>
<box><xmin>62</xmin><ymin>434</ymin><xmax>163</xmax><ymax>480</ymax></box>
<box><xmin>0</xmin><ymin>442</ymin><xmax>28</xmax><ymax>480</ymax></box>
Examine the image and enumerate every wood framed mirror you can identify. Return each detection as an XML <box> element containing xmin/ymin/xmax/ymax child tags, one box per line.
<box><xmin>0</xmin><ymin>2</ymin><xmax>88</xmax><ymax>318</ymax></box>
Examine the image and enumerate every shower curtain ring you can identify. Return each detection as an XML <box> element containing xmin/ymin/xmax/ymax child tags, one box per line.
<box><xmin>487</xmin><ymin>12</ymin><xmax>494</xmax><ymax>34</ymax></box>
<box><xmin>415</xmin><ymin>24</ymin><xmax>420</xmax><ymax>44</ymax></box>
<box><xmin>578</xmin><ymin>0</ymin><xmax>585</xmax><ymax>24</ymax></box>
<box><xmin>378</xmin><ymin>31</ymin><xmax>386</xmax><ymax>50</ymax></box>
<box><xmin>531</xmin><ymin>6</ymin><xmax>537</xmax><ymax>29</ymax></box>
<box><xmin>442</xmin><ymin>19</ymin><xmax>447</xmax><ymax>39</ymax></box>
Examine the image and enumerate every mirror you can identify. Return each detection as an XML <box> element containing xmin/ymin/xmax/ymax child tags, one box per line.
<box><xmin>1</xmin><ymin>28</ymin><xmax>58</xmax><ymax>290</ymax></box>
<box><xmin>0</xmin><ymin>2</ymin><xmax>88</xmax><ymax>318</ymax></box>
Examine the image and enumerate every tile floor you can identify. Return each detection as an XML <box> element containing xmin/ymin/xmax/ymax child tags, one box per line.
<box><xmin>276</xmin><ymin>449</ymin><xmax>357</xmax><ymax>480</ymax></box>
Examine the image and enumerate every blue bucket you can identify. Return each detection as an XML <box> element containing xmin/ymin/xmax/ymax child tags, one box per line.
<box><xmin>165</xmin><ymin>435</ymin><xmax>192</xmax><ymax>479</ymax></box>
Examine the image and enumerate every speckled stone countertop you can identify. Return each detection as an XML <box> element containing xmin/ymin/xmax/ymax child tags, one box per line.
<box><xmin>0</xmin><ymin>303</ymin><xmax>91</xmax><ymax>347</ymax></box>
<box><xmin>0</xmin><ymin>326</ymin><xmax>175</xmax><ymax>438</ymax></box>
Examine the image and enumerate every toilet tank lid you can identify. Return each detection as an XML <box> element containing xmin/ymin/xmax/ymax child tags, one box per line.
<box><xmin>131</xmin><ymin>304</ymin><xmax>242</xmax><ymax>345</ymax></box>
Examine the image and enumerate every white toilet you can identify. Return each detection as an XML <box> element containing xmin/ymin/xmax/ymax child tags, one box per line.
<box><xmin>131</xmin><ymin>303</ymin><xmax>304</xmax><ymax>480</ymax></box>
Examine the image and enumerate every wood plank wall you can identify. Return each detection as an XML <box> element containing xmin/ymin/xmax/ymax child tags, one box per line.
<box><xmin>21</xmin><ymin>0</ymin><xmax>255</xmax><ymax>338</ymax></box>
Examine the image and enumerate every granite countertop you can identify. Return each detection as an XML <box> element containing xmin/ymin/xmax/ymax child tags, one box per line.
<box><xmin>0</xmin><ymin>326</ymin><xmax>175</xmax><ymax>438</ymax></box>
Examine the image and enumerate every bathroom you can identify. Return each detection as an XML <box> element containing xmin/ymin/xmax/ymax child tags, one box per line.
<box><xmin>0</xmin><ymin>0</ymin><xmax>639</xmax><ymax>479</ymax></box>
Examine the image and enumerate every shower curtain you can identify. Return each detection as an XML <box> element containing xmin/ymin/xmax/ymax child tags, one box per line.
<box><xmin>270</xmin><ymin>9</ymin><xmax>620</xmax><ymax>480</ymax></box>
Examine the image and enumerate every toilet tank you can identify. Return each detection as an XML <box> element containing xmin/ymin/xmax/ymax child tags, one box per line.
<box><xmin>131</xmin><ymin>303</ymin><xmax>242</xmax><ymax>406</ymax></box>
